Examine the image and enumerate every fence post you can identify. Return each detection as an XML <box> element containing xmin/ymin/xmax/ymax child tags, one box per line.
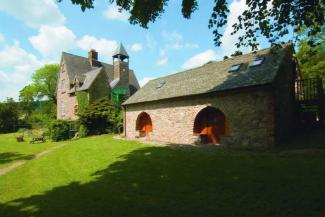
<box><xmin>316</xmin><ymin>76</ymin><xmax>325</xmax><ymax>123</ymax></box>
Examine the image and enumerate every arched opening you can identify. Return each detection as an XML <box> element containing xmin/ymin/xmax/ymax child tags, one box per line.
<box><xmin>193</xmin><ymin>106</ymin><xmax>228</xmax><ymax>144</ymax></box>
<box><xmin>136</xmin><ymin>112</ymin><xmax>153</xmax><ymax>137</ymax></box>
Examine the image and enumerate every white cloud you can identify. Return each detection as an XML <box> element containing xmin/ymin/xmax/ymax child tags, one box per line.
<box><xmin>77</xmin><ymin>35</ymin><xmax>118</xmax><ymax>61</ymax></box>
<box><xmin>157</xmin><ymin>31</ymin><xmax>199</xmax><ymax>67</ymax></box>
<box><xmin>0</xmin><ymin>0</ymin><xmax>65</xmax><ymax>28</ymax></box>
<box><xmin>162</xmin><ymin>31</ymin><xmax>198</xmax><ymax>50</ymax></box>
<box><xmin>0</xmin><ymin>34</ymin><xmax>4</xmax><ymax>43</ymax></box>
<box><xmin>103</xmin><ymin>4</ymin><xmax>129</xmax><ymax>21</ymax></box>
<box><xmin>181</xmin><ymin>50</ymin><xmax>217</xmax><ymax>70</ymax></box>
<box><xmin>0</xmin><ymin>41</ymin><xmax>45</xmax><ymax>100</ymax></box>
<box><xmin>29</xmin><ymin>25</ymin><xmax>76</xmax><ymax>58</ymax></box>
<box><xmin>139</xmin><ymin>77</ymin><xmax>155</xmax><ymax>87</ymax></box>
<box><xmin>130</xmin><ymin>43</ymin><xmax>143</xmax><ymax>52</ymax></box>
<box><xmin>156</xmin><ymin>57</ymin><xmax>168</xmax><ymax>66</ymax></box>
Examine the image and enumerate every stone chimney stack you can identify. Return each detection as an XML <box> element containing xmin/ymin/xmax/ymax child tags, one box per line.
<box><xmin>88</xmin><ymin>49</ymin><xmax>100</xmax><ymax>67</ymax></box>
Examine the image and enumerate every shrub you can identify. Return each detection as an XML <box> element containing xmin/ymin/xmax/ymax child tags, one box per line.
<box><xmin>0</xmin><ymin>98</ymin><xmax>19</xmax><ymax>133</ymax></box>
<box><xmin>49</xmin><ymin>120</ymin><xmax>70</xmax><ymax>141</ymax></box>
<box><xmin>78</xmin><ymin>124</ymin><xmax>88</xmax><ymax>138</ymax></box>
<box><xmin>78</xmin><ymin>97</ymin><xmax>122</xmax><ymax>135</ymax></box>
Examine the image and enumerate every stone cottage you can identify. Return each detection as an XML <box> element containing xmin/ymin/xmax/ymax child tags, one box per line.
<box><xmin>122</xmin><ymin>44</ymin><xmax>298</xmax><ymax>148</ymax></box>
<box><xmin>57</xmin><ymin>43</ymin><xmax>140</xmax><ymax>120</ymax></box>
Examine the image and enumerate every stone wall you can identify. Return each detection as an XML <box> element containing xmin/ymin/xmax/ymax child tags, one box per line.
<box><xmin>125</xmin><ymin>88</ymin><xmax>274</xmax><ymax>148</ymax></box>
<box><xmin>57</xmin><ymin>61</ymin><xmax>78</xmax><ymax>120</ymax></box>
<box><xmin>273</xmin><ymin>46</ymin><xmax>295</xmax><ymax>143</ymax></box>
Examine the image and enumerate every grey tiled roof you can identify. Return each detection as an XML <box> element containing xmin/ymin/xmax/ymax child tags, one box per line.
<box><xmin>61</xmin><ymin>52</ymin><xmax>140</xmax><ymax>90</ymax></box>
<box><xmin>123</xmin><ymin>45</ymin><xmax>291</xmax><ymax>105</ymax></box>
<box><xmin>77</xmin><ymin>67</ymin><xmax>103</xmax><ymax>91</ymax></box>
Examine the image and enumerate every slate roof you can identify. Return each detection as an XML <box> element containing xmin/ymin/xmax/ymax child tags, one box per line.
<box><xmin>61</xmin><ymin>52</ymin><xmax>140</xmax><ymax>91</ymax></box>
<box><xmin>123</xmin><ymin>45</ymin><xmax>291</xmax><ymax>105</ymax></box>
<box><xmin>77</xmin><ymin>67</ymin><xmax>103</xmax><ymax>91</ymax></box>
<box><xmin>113</xmin><ymin>43</ymin><xmax>129</xmax><ymax>57</ymax></box>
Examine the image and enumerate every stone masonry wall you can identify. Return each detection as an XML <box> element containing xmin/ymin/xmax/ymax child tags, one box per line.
<box><xmin>125</xmin><ymin>89</ymin><xmax>275</xmax><ymax>148</ymax></box>
<box><xmin>57</xmin><ymin>61</ymin><xmax>79</xmax><ymax>120</ymax></box>
<box><xmin>273</xmin><ymin>46</ymin><xmax>295</xmax><ymax>143</ymax></box>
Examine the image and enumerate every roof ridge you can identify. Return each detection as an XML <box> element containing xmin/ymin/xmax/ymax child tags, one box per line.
<box><xmin>62</xmin><ymin>51</ymin><xmax>112</xmax><ymax>66</ymax></box>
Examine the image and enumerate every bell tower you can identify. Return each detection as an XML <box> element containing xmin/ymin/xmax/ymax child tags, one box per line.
<box><xmin>113</xmin><ymin>43</ymin><xmax>129</xmax><ymax>87</ymax></box>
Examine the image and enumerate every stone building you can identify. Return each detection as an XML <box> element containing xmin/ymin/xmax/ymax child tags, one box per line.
<box><xmin>57</xmin><ymin>43</ymin><xmax>140</xmax><ymax>120</ymax></box>
<box><xmin>122</xmin><ymin>44</ymin><xmax>298</xmax><ymax>148</ymax></box>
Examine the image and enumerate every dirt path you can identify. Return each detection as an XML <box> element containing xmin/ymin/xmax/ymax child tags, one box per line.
<box><xmin>0</xmin><ymin>143</ymin><xmax>67</xmax><ymax>176</ymax></box>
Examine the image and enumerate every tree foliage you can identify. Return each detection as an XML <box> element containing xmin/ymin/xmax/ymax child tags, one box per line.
<box><xmin>61</xmin><ymin>0</ymin><xmax>324</xmax><ymax>49</ymax></box>
<box><xmin>297</xmin><ymin>26</ymin><xmax>325</xmax><ymax>82</ymax></box>
<box><xmin>19</xmin><ymin>64</ymin><xmax>59</xmax><ymax>127</ymax></box>
<box><xmin>78</xmin><ymin>97</ymin><xmax>123</xmax><ymax>135</ymax></box>
<box><xmin>20</xmin><ymin>64</ymin><xmax>59</xmax><ymax>103</ymax></box>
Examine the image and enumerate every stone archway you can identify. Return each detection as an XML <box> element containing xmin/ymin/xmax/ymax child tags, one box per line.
<box><xmin>136</xmin><ymin>112</ymin><xmax>153</xmax><ymax>137</ymax></box>
<box><xmin>193</xmin><ymin>106</ymin><xmax>228</xmax><ymax>144</ymax></box>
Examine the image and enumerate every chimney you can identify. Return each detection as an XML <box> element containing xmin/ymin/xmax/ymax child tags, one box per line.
<box><xmin>88</xmin><ymin>49</ymin><xmax>100</xmax><ymax>67</ymax></box>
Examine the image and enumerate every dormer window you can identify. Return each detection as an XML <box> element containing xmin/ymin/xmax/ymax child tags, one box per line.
<box><xmin>228</xmin><ymin>64</ymin><xmax>242</xmax><ymax>72</ymax></box>
<box><xmin>249</xmin><ymin>56</ymin><xmax>265</xmax><ymax>67</ymax></box>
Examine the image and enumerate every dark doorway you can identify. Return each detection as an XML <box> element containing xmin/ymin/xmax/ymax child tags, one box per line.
<box><xmin>193</xmin><ymin>107</ymin><xmax>228</xmax><ymax>144</ymax></box>
<box><xmin>136</xmin><ymin>112</ymin><xmax>153</xmax><ymax>137</ymax></box>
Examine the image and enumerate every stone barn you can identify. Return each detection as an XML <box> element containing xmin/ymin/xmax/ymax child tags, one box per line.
<box><xmin>122</xmin><ymin>44</ymin><xmax>298</xmax><ymax>148</ymax></box>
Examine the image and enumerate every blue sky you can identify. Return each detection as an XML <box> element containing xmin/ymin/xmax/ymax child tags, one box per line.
<box><xmin>0</xmin><ymin>0</ymin><xmax>285</xmax><ymax>101</ymax></box>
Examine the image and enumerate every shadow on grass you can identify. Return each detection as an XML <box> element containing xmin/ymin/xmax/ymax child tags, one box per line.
<box><xmin>0</xmin><ymin>152</ymin><xmax>34</xmax><ymax>165</ymax></box>
<box><xmin>0</xmin><ymin>146</ymin><xmax>325</xmax><ymax>217</ymax></box>
<box><xmin>279</xmin><ymin>127</ymin><xmax>325</xmax><ymax>150</ymax></box>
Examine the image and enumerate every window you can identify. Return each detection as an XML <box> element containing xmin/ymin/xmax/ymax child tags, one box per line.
<box><xmin>249</xmin><ymin>56</ymin><xmax>265</xmax><ymax>67</ymax></box>
<box><xmin>61</xmin><ymin>103</ymin><xmax>65</xmax><ymax>116</ymax></box>
<box><xmin>156</xmin><ymin>80</ymin><xmax>166</xmax><ymax>89</ymax></box>
<box><xmin>61</xmin><ymin>79</ymin><xmax>65</xmax><ymax>89</ymax></box>
<box><xmin>228</xmin><ymin>64</ymin><xmax>242</xmax><ymax>72</ymax></box>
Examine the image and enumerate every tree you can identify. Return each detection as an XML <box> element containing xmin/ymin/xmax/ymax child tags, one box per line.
<box><xmin>296</xmin><ymin>26</ymin><xmax>325</xmax><ymax>81</ymax></box>
<box><xmin>0</xmin><ymin>98</ymin><xmax>19</xmax><ymax>133</ymax></box>
<box><xmin>62</xmin><ymin>0</ymin><xmax>324</xmax><ymax>50</ymax></box>
<box><xmin>19</xmin><ymin>64</ymin><xmax>59</xmax><ymax>126</ymax></box>
<box><xmin>20</xmin><ymin>64</ymin><xmax>59</xmax><ymax>104</ymax></box>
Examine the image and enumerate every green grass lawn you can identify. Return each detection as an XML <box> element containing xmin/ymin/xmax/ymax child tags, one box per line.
<box><xmin>0</xmin><ymin>133</ymin><xmax>58</xmax><ymax>169</ymax></box>
<box><xmin>0</xmin><ymin>133</ymin><xmax>325</xmax><ymax>217</ymax></box>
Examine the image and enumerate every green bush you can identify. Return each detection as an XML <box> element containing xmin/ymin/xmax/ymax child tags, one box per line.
<box><xmin>78</xmin><ymin>97</ymin><xmax>122</xmax><ymax>135</ymax></box>
<box><xmin>0</xmin><ymin>98</ymin><xmax>19</xmax><ymax>133</ymax></box>
<box><xmin>49</xmin><ymin>120</ymin><xmax>70</xmax><ymax>141</ymax></box>
<box><xmin>78</xmin><ymin>124</ymin><xmax>88</xmax><ymax>138</ymax></box>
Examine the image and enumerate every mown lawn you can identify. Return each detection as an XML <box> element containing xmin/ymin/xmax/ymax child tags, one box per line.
<box><xmin>0</xmin><ymin>133</ymin><xmax>58</xmax><ymax>168</ymax></box>
<box><xmin>0</xmin><ymin>133</ymin><xmax>325</xmax><ymax>217</ymax></box>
